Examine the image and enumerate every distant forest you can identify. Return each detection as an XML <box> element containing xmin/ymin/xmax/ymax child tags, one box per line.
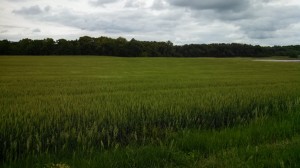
<box><xmin>1</xmin><ymin>36</ymin><xmax>300</xmax><ymax>57</ymax></box>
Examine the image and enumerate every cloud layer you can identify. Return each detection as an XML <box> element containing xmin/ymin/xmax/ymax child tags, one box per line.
<box><xmin>168</xmin><ymin>0</ymin><xmax>249</xmax><ymax>11</ymax></box>
<box><xmin>1</xmin><ymin>0</ymin><xmax>300</xmax><ymax>45</ymax></box>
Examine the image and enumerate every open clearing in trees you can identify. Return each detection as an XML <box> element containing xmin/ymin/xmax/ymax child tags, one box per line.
<box><xmin>1</xmin><ymin>56</ymin><xmax>300</xmax><ymax>167</ymax></box>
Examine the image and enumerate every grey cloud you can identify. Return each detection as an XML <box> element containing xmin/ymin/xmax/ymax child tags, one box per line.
<box><xmin>236</xmin><ymin>5</ymin><xmax>300</xmax><ymax>39</ymax></box>
<box><xmin>151</xmin><ymin>0</ymin><xmax>168</xmax><ymax>10</ymax></box>
<box><xmin>215</xmin><ymin>9</ymin><xmax>254</xmax><ymax>21</ymax></box>
<box><xmin>15</xmin><ymin>6</ymin><xmax>182</xmax><ymax>35</ymax></box>
<box><xmin>89</xmin><ymin>0</ymin><xmax>119</xmax><ymax>6</ymax></box>
<box><xmin>172</xmin><ymin>0</ymin><xmax>300</xmax><ymax>40</ymax></box>
<box><xmin>167</xmin><ymin>0</ymin><xmax>250</xmax><ymax>12</ymax></box>
<box><xmin>55</xmin><ymin>11</ymin><xmax>140</xmax><ymax>33</ymax></box>
<box><xmin>32</xmin><ymin>28</ymin><xmax>41</xmax><ymax>33</ymax></box>
<box><xmin>44</xmin><ymin>6</ymin><xmax>51</xmax><ymax>12</ymax></box>
<box><xmin>13</xmin><ymin>5</ymin><xmax>50</xmax><ymax>15</ymax></box>
<box><xmin>0</xmin><ymin>25</ymin><xmax>28</xmax><ymax>29</ymax></box>
<box><xmin>125</xmin><ymin>0</ymin><xmax>146</xmax><ymax>8</ymax></box>
<box><xmin>8</xmin><ymin>0</ymin><xmax>27</xmax><ymax>2</ymax></box>
<box><xmin>0</xmin><ymin>30</ymin><xmax>8</xmax><ymax>34</ymax></box>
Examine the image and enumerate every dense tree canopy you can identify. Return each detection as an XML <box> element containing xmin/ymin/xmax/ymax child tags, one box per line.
<box><xmin>0</xmin><ymin>36</ymin><xmax>299</xmax><ymax>57</ymax></box>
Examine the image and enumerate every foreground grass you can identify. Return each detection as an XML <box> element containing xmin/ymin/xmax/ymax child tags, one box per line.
<box><xmin>4</xmin><ymin>107</ymin><xmax>300</xmax><ymax>168</ymax></box>
<box><xmin>0</xmin><ymin>56</ymin><xmax>300</xmax><ymax>167</ymax></box>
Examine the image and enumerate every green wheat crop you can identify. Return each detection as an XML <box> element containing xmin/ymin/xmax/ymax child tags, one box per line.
<box><xmin>0</xmin><ymin>56</ymin><xmax>299</xmax><ymax>167</ymax></box>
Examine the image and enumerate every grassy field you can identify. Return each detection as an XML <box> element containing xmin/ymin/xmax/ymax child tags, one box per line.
<box><xmin>0</xmin><ymin>56</ymin><xmax>300</xmax><ymax>167</ymax></box>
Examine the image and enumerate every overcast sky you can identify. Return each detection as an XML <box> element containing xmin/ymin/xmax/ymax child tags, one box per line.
<box><xmin>0</xmin><ymin>0</ymin><xmax>300</xmax><ymax>45</ymax></box>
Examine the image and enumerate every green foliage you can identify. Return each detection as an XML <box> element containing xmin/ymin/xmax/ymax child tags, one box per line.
<box><xmin>0</xmin><ymin>57</ymin><xmax>300</xmax><ymax>167</ymax></box>
<box><xmin>1</xmin><ymin>37</ymin><xmax>300</xmax><ymax>57</ymax></box>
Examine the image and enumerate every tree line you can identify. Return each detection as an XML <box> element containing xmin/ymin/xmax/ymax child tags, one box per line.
<box><xmin>0</xmin><ymin>36</ymin><xmax>300</xmax><ymax>57</ymax></box>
